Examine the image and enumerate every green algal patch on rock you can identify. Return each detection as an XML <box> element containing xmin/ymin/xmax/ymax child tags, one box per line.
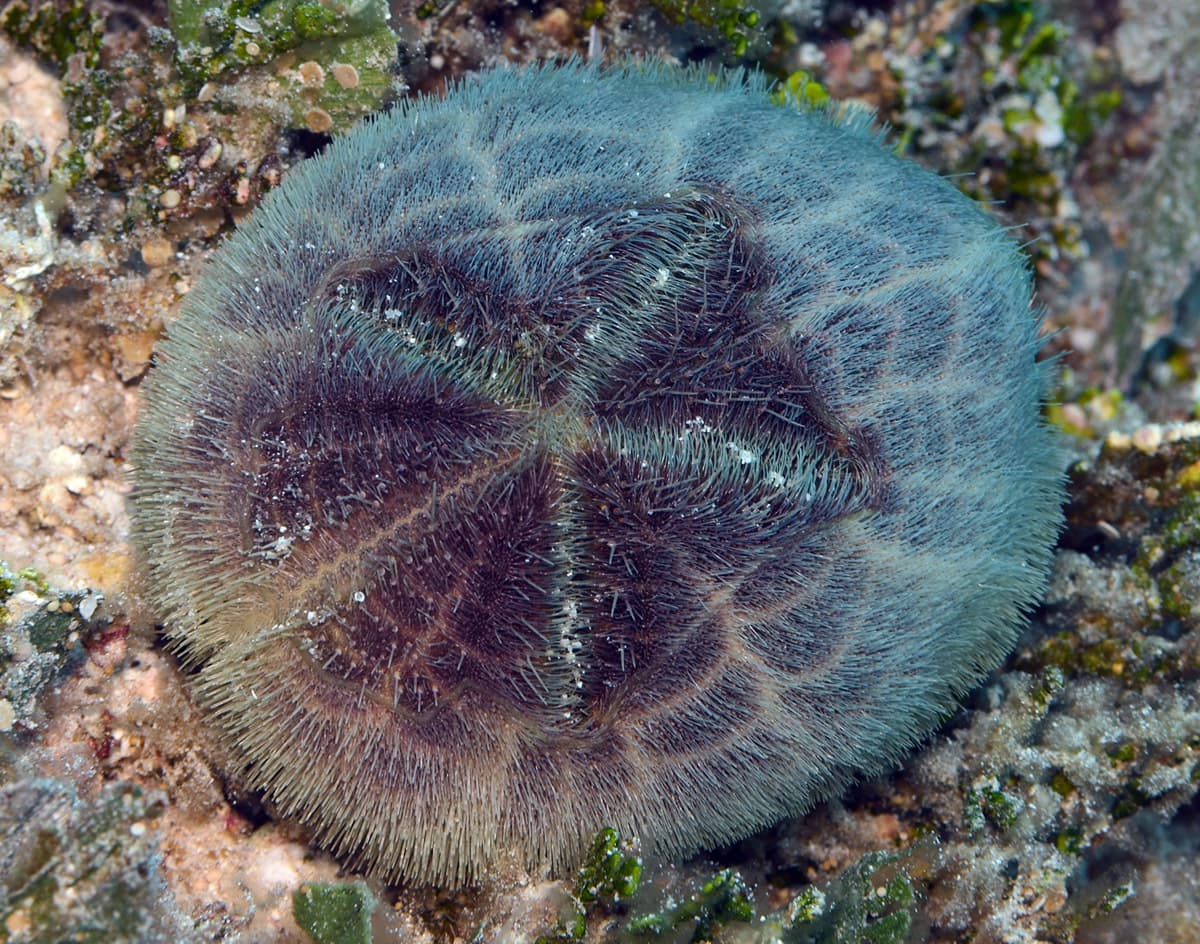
<box><xmin>0</xmin><ymin>0</ymin><xmax>105</xmax><ymax>191</ymax></box>
<box><xmin>1092</xmin><ymin>882</ymin><xmax>1135</xmax><ymax>917</ymax></box>
<box><xmin>0</xmin><ymin>0</ymin><xmax>212</xmax><ymax>211</ymax></box>
<box><xmin>168</xmin><ymin>0</ymin><xmax>399</xmax><ymax>134</ymax></box>
<box><xmin>932</xmin><ymin>421</ymin><xmax>1198</xmax><ymax>933</ymax></box>
<box><xmin>538</xmin><ymin>837</ymin><xmax>924</xmax><ymax>944</ymax></box>
<box><xmin>786</xmin><ymin>885</ymin><xmax>826</xmax><ymax>925</ymax></box>
<box><xmin>964</xmin><ymin>777</ymin><xmax>1024</xmax><ymax>834</ymax></box>
<box><xmin>292</xmin><ymin>881</ymin><xmax>375</xmax><ymax>944</ymax></box>
<box><xmin>626</xmin><ymin>867</ymin><xmax>755</xmax><ymax>940</ymax></box>
<box><xmin>786</xmin><ymin>851</ymin><xmax>919</xmax><ymax>944</ymax></box>
<box><xmin>0</xmin><ymin>0</ymin><xmax>102</xmax><ymax>70</ymax></box>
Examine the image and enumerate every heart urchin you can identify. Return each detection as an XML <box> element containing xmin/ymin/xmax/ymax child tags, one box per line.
<box><xmin>129</xmin><ymin>62</ymin><xmax>1063</xmax><ymax>887</ymax></box>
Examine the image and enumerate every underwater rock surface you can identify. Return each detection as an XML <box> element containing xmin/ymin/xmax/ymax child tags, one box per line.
<box><xmin>129</xmin><ymin>63</ymin><xmax>1063</xmax><ymax>886</ymax></box>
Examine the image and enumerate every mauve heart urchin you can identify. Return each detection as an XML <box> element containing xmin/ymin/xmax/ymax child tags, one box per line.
<box><xmin>129</xmin><ymin>62</ymin><xmax>1064</xmax><ymax>887</ymax></box>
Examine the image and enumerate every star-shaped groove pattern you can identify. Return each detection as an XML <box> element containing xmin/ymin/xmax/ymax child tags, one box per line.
<box><xmin>131</xmin><ymin>64</ymin><xmax>1063</xmax><ymax>886</ymax></box>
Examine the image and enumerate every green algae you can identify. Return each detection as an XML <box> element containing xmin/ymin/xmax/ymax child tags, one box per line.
<box><xmin>1054</xmin><ymin>827</ymin><xmax>1084</xmax><ymax>857</ymax></box>
<box><xmin>958</xmin><ymin>4</ymin><xmax>1113</xmax><ymax>259</ymax></box>
<box><xmin>540</xmin><ymin>840</ymin><xmax>925</xmax><ymax>944</ymax></box>
<box><xmin>577</xmin><ymin>827</ymin><xmax>642</xmax><ymax>904</ymax></box>
<box><xmin>1031</xmin><ymin>664</ymin><xmax>1066</xmax><ymax>709</ymax></box>
<box><xmin>170</xmin><ymin>0</ymin><xmax>345</xmax><ymax>72</ymax></box>
<box><xmin>0</xmin><ymin>564</ymin><xmax>47</xmax><ymax>617</ymax></box>
<box><xmin>1107</xmin><ymin>742</ymin><xmax>1137</xmax><ymax>764</ymax></box>
<box><xmin>772</xmin><ymin>70</ymin><xmax>830</xmax><ymax>110</ymax></box>
<box><xmin>168</xmin><ymin>0</ymin><xmax>398</xmax><ymax>122</ymax></box>
<box><xmin>1</xmin><ymin>0</ymin><xmax>189</xmax><ymax>208</ymax></box>
<box><xmin>1049</xmin><ymin>770</ymin><xmax>1076</xmax><ymax>797</ymax></box>
<box><xmin>648</xmin><ymin>0</ymin><xmax>763</xmax><ymax>58</ymax></box>
<box><xmin>0</xmin><ymin>0</ymin><xmax>124</xmax><ymax>189</ymax></box>
<box><xmin>965</xmin><ymin>782</ymin><xmax>1024</xmax><ymax>834</ymax></box>
<box><xmin>627</xmin><ymin>867</ymin><xmax>755</xmax><ymax>941</ymax></box>
<box><xmin>1041</xmin><ymin>431</ymin><xmax>1200</xmax><ymax>687</ymax></box>
<box><xmin>786</xmin><ymin>886</ymin><xmax>827</xmax><ymax>924</ymax></box>
<box><xmin>1018</xmin><ymin>425</ymin><xmax>1200</xmax><ymax>852</ymax></box>
<box><xmin>581</xmin><ymin>1</ymin><xmax>606</xmax><ymax>27</ymax></box>
<box><xmin>786</xmin><ymin>851</ymin><xmax>919</xmax><ymax>944</ymax></box>
<box><xmin>535</xmin><ymin>827</ymin><xmax>641</xmax><ymax>943</ymax></box>
<box><xmin>292</xmin><ymin>882</ymin><xmax>374</xmax><ymax>944</ymax></box>
<box><xmin>0</xmin><ymin>0</ymin><xmax>102</xmax><ymax>70</ymax></box>
<box><xmin>1093</xmin><ymin>883</ymin><xmax>1135</xmax><ymax>916</ymax></box>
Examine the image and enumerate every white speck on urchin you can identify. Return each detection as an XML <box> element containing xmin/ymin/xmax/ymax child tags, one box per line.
<box><xmin>726</xmin><ymin>442</ymin><xmax>757</xmax><ymax>465</ymax></box>
<box><xmin>679</xmin><ymin>416</ymin><xmax>716</xmax><ymax>441</ymax></box>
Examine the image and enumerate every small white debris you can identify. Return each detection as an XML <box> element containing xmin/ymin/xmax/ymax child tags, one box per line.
<box><xmin>5</xmin><ymin>199</ymin><xmax>56</xmax><ymax>290</ymax></box>
<box><xmin>727</xmin><ymin>442</ymin><xmax>757</xmax><ymax>465</ymax></box>
<box><xmin>1033</xmin><ymin>90</ymin><xmax>1065</xmax><ymax>148</ymax></box>
<box><xmin>0</xmin><ymin>698</ymin><xmax>15</xmax><ymax>732</ymax></box>
<box><xmin>78</xmin><ymin>592</ymin><xmax>103</xmax><ymax>621</ymax></box>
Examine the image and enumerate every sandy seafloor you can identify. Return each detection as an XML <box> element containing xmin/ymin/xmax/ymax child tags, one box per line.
<box><xmin>2</xmin><ymin>0</ymin><xmax>1200</xmax><ymax>941</ymax></box>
